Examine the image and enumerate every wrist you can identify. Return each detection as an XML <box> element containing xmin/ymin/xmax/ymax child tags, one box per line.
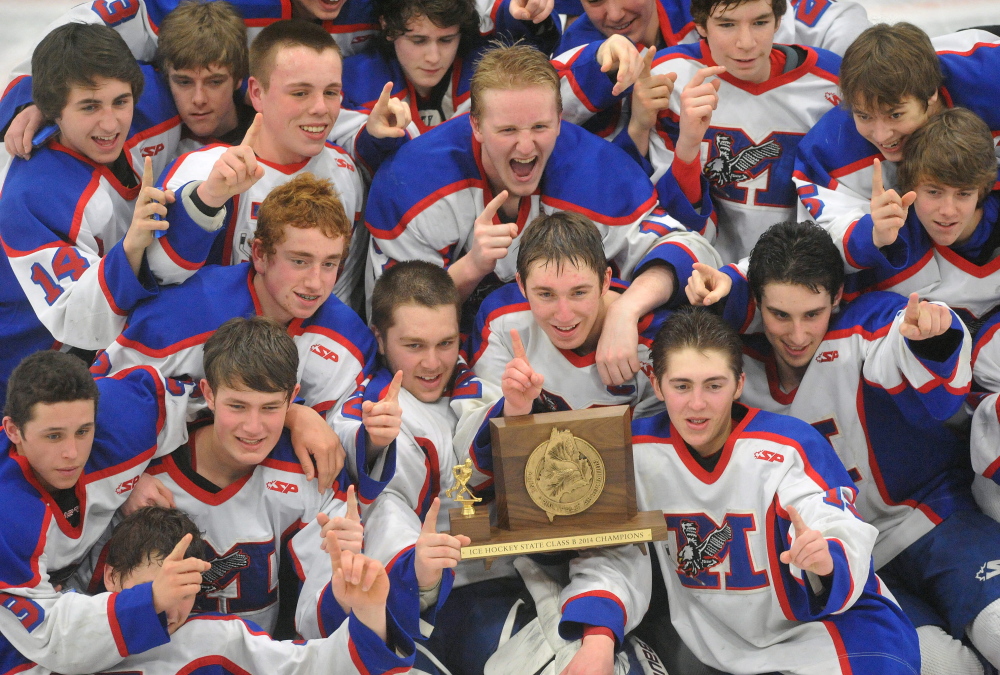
<box><xmin>195</xmin><ymin>181</ymin><xmax>228</xmax><ymax>210</ymax></box>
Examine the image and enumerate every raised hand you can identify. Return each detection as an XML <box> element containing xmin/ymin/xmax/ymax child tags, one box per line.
<box><xmin>502</xmin><ymin>329</ymin><xmax>544</xmax><ymax>416</ymax></box>
<box><xmin>319</xmin><ymin>484</ymin><xmax>364</xmax><ymax>554</ymax></box>
<box><xmin>4</xmin><ymin>103</ymin><xmax>43</xmax><ymax>159</ymax></box>
<box><xmin>327</xmin><ymin>530</ymin><xmax>390</xmax><ymax>640</ymax></box>
<box><xmin>151</xmin><ymin>534</ymin><xmax>212</xmax><ymax>634</ymax></box>
<box><xmin>362</xmin><ymin>370</ymin><xmax>403</xmax><ymax>451</ymax></box>
<box><xmin>685</xmin><ymin>262</ymin><xmax>732</xmax><ymax>306</ymax></box>
<box><xmin>367</xmin><ymin>82</ymin><xmax>411</xmax><ymax>139</ymax></box>
<box><xmin>196</xmin><ymin>112</ymin><xmax>265</xmax><ymax>208</ymax></box>
<box><xmin>596</xmin><ymin>36</ymin><xmax>646</xmax><ymax>97</ymax></box>
<box><xmin>415</xmin><ymin>498</ymin><xmax>470</xmax><ymax>590</ymax></box>
<box><xmin>675</xmin><ymin>65</ymin><xmax>725</xmax><ymax>164</ymax></box>
<box><xmin>870</xmin><ymin>158</ymin><xmax>916</xmax><ymax>248</ymax></box>
<box><xmin>628</xmin><ymin>49</ymin><xmax>677</xmax><ymax>155</ymax></box>
<box><xmin>124</xmin><ymin>155</ymin><xmax>175</xmax><ymax>275</ymax></box>
<box><xmin>899</xmin><ymin>292</ymin><xmax>953</xmax><ymax>341</ymax></box>
<box><xmin>121</xmin><ymin>473</ymin><xmax>176</xmax><ymax>516</ymax></box>
<box><xmin>469</xmin><ymin>190</ymin><xmax>517</xmax><ymax>277</ymax></box>
<box><xmin>779</xmin><ymin>505</ymin><xmax>833</xmax><ymax>577</ymax></box>
<box><xmin>508</xmin><ymin>0</ymin><xmax>554</xmax><ymax>23</ymax></box>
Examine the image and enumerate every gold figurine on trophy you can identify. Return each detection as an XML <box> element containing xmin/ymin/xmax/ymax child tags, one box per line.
<box><xmin>445</xmin><ymin>458</ymin><xmax>482</xmax><ymax>517</ymax></box>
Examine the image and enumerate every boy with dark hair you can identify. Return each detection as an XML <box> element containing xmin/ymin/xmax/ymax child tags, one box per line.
<box><xmin>0</xmin><ymin>22</ymin><xmax>243</xmax><ymax>412</ymax></box>
<box><xmin>793</xmin><ymin>22</ymin><xmax>1000</xmax><ymax>270</ymax></box>
<box><xmin>840</xmin><ymin>107</ymin><xmax>1000</xmax><ymax>322</ymax></box>
<box><xmin>129</xmin><ymin>316</ymin><xmax>395</xmax><ymax>636</ymax></box>
<box><xmin>688</xmin><ymin>220</ymin><xmax>1000</xmax><ymax>674</ymax></box>
<box><xmin>96</xmin><ymin>506</ymin><xmax>416</xmax><ymax>675</ymax></box>
<box><xmin>451</xmin><ymin>211</ymin><xmax>674</xmax><ymax>675</ymax></box>
<box><xmin>0</xmin><ymin>350</ymin><xmax>210</xmax><ymax>674</ymax></box>
<box><xmin>627</xmin><ymin>0</ymin><xmax>843</xmax><ymax>263</ymax></box>
<box><xmin>633</xmin><ymin>308</ymin><xmax>920</xmax><ymax>674</ymax></box>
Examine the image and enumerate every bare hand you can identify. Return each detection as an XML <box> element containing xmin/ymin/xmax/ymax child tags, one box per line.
<box><xmin>685</xmin><ymin>262</ymin><xmax>731</xmax><ymax>306</ymax></box>
<box><xmin>414</xmin><ymin>498</ymin><xmax>470</xmax><ymax>590</ymax></box>
<box><xmin>870</xmin><ymin>158</ymin><xmax>916</xmax><ymax>248</ymax></box>
<box><xmin>124</xmin><ymin>156</ymin><xmax>175</xmax><ymax>274</ymax></box>
<box><xmin>196</xmin><ymin>112</ymin><xmax>265</xmax><ymax>208</ymax></box>
<box><xmin>502</xmin><ymin>329</ymin><xmax>544</xmax><ymax>416</ymax></box>
<box><xmin>596</xmin><ymin>36</ymin><xmax>646</xmax><ymax>97</ymax></box>
<box><xmin>5</xmin><ymin>104</ymin><xmax>43</xmax><ymax>159</ymax></box>
<box><xmin>628</xmin><ymin>49</ymin><xmax>677</xmax><ymax>152</ymax></box>
<box><xmin>899</xmin><ymin>292</ymin><xmax>953</xmax><ymax>341</ymax></box>
<box><xmin>779</xmin><ymin>505</ymin><xmax>833</xmax><ymax>577</ymax></box>
<box><xmin>469</xmin><ymin>190</ymin><xmax>517</xmax><ymax>278</ymax></box>
<box><xmin>675</xmin><ymin>66</ymin><xmax>724</xmax><ymax>164</ymax></box>
<box><xmin>362</xmin><ymin>370</ymin><xmax>403</xmax><ymax>451</ymax></box>
<box><xmin>287</xmin><ymin>402</ymin><xmax>346</xmax><ymax>492</ymax></box>
<box><xmin>558</xmin><ymin>633</ymin><xmax>615</xmax><ymax>675</ymax></box>
<box><xmin>366</xmin><ymin>82</ymin><xmax>411</xmax><ymax>139</ymax></box>
<box><xmin>508</xmin><ymin>0</ymin><xmax>554</xmax><ymax>23</ymax></box>
<box><xmin>318</xmin><ymin>484</ymin><xmax>364</xmax><ymax>554</ymax></box>
<box><xmin>151</xmin><ymin>534</ymin><xmax>211</xmax><ymax>633</ymax></box>
<box><xmin>327</xmin><ymin>531</ymin><xmax>390</xmax><ymax>639</ymax></box>
<box><xmin>121</xmin><ymin>473</ymin><xmax>176</xmax><ymax>516</ymax></box>
<box><xmin>596</xmin><ymin>305</ymin><xmax>640</xmax><ymax>386</ymax></box>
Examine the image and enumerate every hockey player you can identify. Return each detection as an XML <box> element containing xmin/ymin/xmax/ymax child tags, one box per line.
<box><xmin>0</xmin><ymin>351</ymin><xmax>211</xmax><ymax>674</ymax></box>
<box><xmin>124</xmin><ymin>316</ymin><xmax>393</xmax><ymax>635</ymax></box>
<box><xmin>95</xmin><ymin>506</ymin><xmax>416</xmax><ymax>675</ymax></box>
<box><xmin>95</xmin><ymin>173</ymin><xmax>373</xmax><ymax>487</ymax></box>
<box><xmin>449</xmin><ymin>212</ymin><xmax>661</xmax><ymax>675</ymax></box>
<box><xmin>687</xmin><ymin>221</ymin><xmax>1000</xmax><ymax>674</ymax></box>
<box><xmin>634</xmin><ymin>307</ymin><xmax>920</xmax><ymax>674</ymax></box>
<box><xmin>365</xmin><ymin>42</ymin><xmax>721</xmax><ymax>384</ymax></box>
<box><xmin>838</xmin><ymin>107</ymin><xmax>1000</xmax><ymax>321</ymax></box>
<box><xmin>792</xmin><ymin>22</ymin><xmax>1000</xmax><ymax>271</ymax></box>
<box><xmin>627</xmin><ymin>0</ymin><xmax>842</xmax><ymax>263</ymax></box>
<box><xmin>159</xmin><ymin>19</ymin><xmax>384</xmax><ymax>306</ymax></box>
<box><xmin>0</xmin><ymin>22</ymin><xmax>252</xmax><ymax>411</ymax></box>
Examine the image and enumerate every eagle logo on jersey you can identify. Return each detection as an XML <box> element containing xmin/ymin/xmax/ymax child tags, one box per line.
<box><xmin>677</xmin><ymin>520</ymin><xmax>732</xmax><ymax>577</ymax></box>
<box><xmin>201</xmin><ymin>550</ymin><xmax>251</xmax><ymax>593</ymax></box>
<box><xmin>704</xmin><ymin>133</ymin><xmax>781</xmax><ymax>187</ymax></box>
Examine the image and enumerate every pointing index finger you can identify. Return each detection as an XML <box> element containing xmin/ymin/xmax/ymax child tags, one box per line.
<box><xmin>510</xmin><ymin>328</ymin><xmax>527</xmax><ymax>361</ymax></box>
<box><xmin>690</xmin><ymin>65</ymin><xmax>726</xmax><ymax>88</ymax></box>
<box><xmin>377</xmin><ymin>81</ymin><xmax>393</xmax><ymax>109</ymax></box>
<box><xmin>166</xmin><ymin>533</ymin><xmax>193</xmax><ymax>562</ymax></box>
<box><xmin>421</xmin><ymin>498</ymin><xmax>441</xmax><ymax>534</ymax></box>
<box><xmin>480</xmin><ymin>190</ymin><xmax>508</xmax><ymax>223</ymax></box>
<box><xmin>872</xmin><ymin>158</ymin><xmax>884</xmax><ymax>196</ymax></box>
<box><xmin>142</xmin><ymin>155</ymin><xmax>154</xmax><ymax>189</ymax></box>
<box><xmin>346</xmin><ymin>484</ymin><xmax>361</xmax><ymax>523</ymax></box>
<box><xmin>383</xmin><ymin>370</ymin><xmax>403</xmax><ymax>404</ymax></box>
<box><xmin>785</xmin><ymin>505</ymin><xmax>807</xmax><ymax>536</ymax></box>
<box><xmin>243</xmin><ymin>113</ymin><xmax>262</xmax><ymax>149</ymax></box>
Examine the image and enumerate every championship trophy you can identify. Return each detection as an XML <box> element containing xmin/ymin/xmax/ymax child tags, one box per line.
<box><xmin>447</xmin><ymin>405</ymin><xmax>667</xmax><ymax>562</ymax></box>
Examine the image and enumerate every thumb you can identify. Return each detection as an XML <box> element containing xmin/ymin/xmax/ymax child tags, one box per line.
<box><xmin>904</xmin><ymin>292</ymin><xmax>920</xmax><ymax>324</ymax></box>
<box><xmin>422</xmin><ymin>497</ymin><xmax>442</xmax><ymax>534</ymax></box>
<box><xmin>779</xmin><ymin>550</ymin><xmax>792</xmax><ymax>564</ymax></box>
<box><xmin>346</xmin><ymin>484</ymin><xmax>361</xmax><ymax>523</ymax></box>
<box><xmin>166</xmin><ymin>533</ymin><xmax>192</xmax><ymax>562</ymax></box>
<box><xmin>901</xmin><ymin>190</ymin><xmax>917</xmax><ymax>210</ymax></box>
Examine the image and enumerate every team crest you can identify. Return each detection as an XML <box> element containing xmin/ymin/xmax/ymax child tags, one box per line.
<box><xmin>677</xmin><ymin>519</ymin><xmax>732</xmax><ymax>577</ymax></box>
<box><xmin>704</xmin><ymin>132</ymin><xmax>781</xmax><ymax>187</ymax></box>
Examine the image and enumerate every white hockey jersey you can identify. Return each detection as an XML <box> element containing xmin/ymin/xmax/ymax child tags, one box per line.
<box><xmin>160</xmin><ymin>141</ymin><xmax>367</xmax><ymax>306</ymax></box>
<box><xmin>718</xmin><ymin>268</ymin><xmax>975</xmax><ymax>569</ymax></box>
<box><xmin>646</xmin><ymin>42</ymin><xmax>842</xmax><ymax>263</ymax></box>
<box><xmin>0</xmin><ymin>367</ymin><xmax>195</xmax><ymax>675</ymax></box>
<box><xmin>632</xmin><ymin>405</ymin><xmax>918</xmax><ymax>675</ymax></box>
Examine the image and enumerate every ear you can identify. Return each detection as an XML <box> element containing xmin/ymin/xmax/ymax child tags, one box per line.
<box><xmin>832</xmin><ymin>284</ymin><xmax>844</xmax><ymax>311</ymax></box>
<box><xmin>201</xmin><ymin>378</ymin><xmax>216</xmax><ymax>411</ymax></box>
<box><xmin>103</xmin><ymin>564</ymin><xmax>120</xmax><ymax>593</ymax></box>
<box><xmin>251</xmin><ymin>239</ymin><xmax>268</xmax><ymax>275</ymax></box>
<box><xmin>372</xmin><ymin>326</ymin><xmax>386</xmax><ymax>356</ymax></box>
<box><xmin>695</xmin><ymin>22</ymin><xmax>708</xmax><ymax>39</ymax></box>
<box><xmin>289</xmin><ymin>383</ymin><xmax>301</xmax><ymax>406</ymax></box>
<box><xmin>233</xmin><ymin>78</ymin><xmax>244</xmax><ymax>93</ymax></box>
<box><xmin>2</xmin><ymin>416</ymin><xmax>22</xmax><ymax>446</ymax></box>
<box><xmin>470</xmin><ymin>114</ymin><xmax>484</xmax><ymax>144</ymax></box>
<box><xmin>600</xmin><ymin>267</ymin><xmax>612</xmax><ymax>296</ymax></box>
<box><xmin>247</xmin><ymin>76</ymin><xmax>265</xmax><ymax>113</ymax></box>
<box><xmin>733</xmin><ymin>372</ymin><xmax>745</xmax><ymax>401</ymax></box>
<box><xmin>927</xmin><ymin>90</ymin><xmax>939</xmax><ymax>108</ymax></box>
<box><xmin>515</xmin><ymin>271</ymin><xmax>526</xmax><ymax>298</ymax></box>
<box><xmin>651</xmin><ymin>373</ymin><xmax>665</xmax><ymax>402</ymax></box>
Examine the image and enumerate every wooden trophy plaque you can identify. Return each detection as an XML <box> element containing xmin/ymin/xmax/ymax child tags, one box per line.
<box><xmin>447</xmin><ymin>405</ymin><xmax>667</xmax><ymax>561</ymax></box>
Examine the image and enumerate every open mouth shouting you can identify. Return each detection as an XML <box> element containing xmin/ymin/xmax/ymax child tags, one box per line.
<box><xmin>510</xmin><ymin>156</ymin><xmax>538</xmax><ymax>180</ymax></box>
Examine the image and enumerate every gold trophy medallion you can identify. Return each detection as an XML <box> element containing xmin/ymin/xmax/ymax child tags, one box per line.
<box><xmin>524</xmin><ymin>427</ymin><xmax>605</xmax><ymax>522</ymax></box>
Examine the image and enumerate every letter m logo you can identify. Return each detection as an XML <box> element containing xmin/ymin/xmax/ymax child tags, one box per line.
<box><xmin>665</xmin><ymin>513</ymin><xmax>769</xmax><ymax>591</ymax></box>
